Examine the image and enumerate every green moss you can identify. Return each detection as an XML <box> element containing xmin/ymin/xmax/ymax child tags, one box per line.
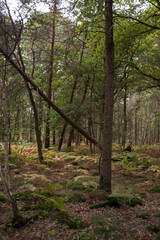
<box><xmin>94</xmin><ymin>226</ymin><xmax>109</xmax><ymax>235</ymax></box>
<box><xmin>69</xmin><ymin>230</ymin><xmax>95</xmax><ymax>240</ymax></box>
<box><xmin>12</xmin><ymin>215</ymin><xmax>27</xmax><ymax>228</ymax></box>
<box><xmin>126</xmin><ymin>197</ymin><xmax>143</xmax><ymax>207</ymax></box>
<box><xmin>90</xmin><ymin>195</ymin><xmax>142</xmax><ymax>209</ymax></box>
<box><xmin>0</xmin><ymin>193</ymin><xmax>9</xmax><ymax>202</ymax></box>
<box><xmin>67</xmin><ymin>191</ymin><xmax>86</xmax><ymax>203</ymax></box>
<box><xmin>147</xmin><ymin>224</ymin><xmax>160</xmax><ymax>233</ymax></box>
<box><xmin>137</xmin><ymin>213</ymin><xmax>150</xmax><ymax>219</ymax></box>
<box><xmin>65</xmin><ymin>182</ymin><xmax>86</xmax><ymax>190</ymax></box>
<box><xmin>91</xmin><ymin>215</ymin><xmax>108</xmax><ymax>226</ymax></box>
<box><xmin>6</xmin><ymin>215</ymin><xmax>27</xmax><ymax>230</ymax></box>
<box><xmin>51</xmin><ymin>211</ymin><xmax>69</xmax><ymax>223</ymax></box>
<box><xmin>154</xmin><ymin>213</ymin><xmax>160</xmax><ymax>218</ymax></box>
<box><xmin>148</xmin><ymin>185</ymin><xmax>160</xmax><ymax>193</ymax></box>
<box><xmin>9</xmin><ymin>154</ymin><xmax>21</xmax><ymax>168</ymax></box>
<box><xmin>14</xmin><ymin>190</ymin><xmax>33</xmax><ymax>203</ymax></box>
<box><xmin>51</xmin><ymin>212</ymin><xmax>87</xmax><ymax>229</ymax></box>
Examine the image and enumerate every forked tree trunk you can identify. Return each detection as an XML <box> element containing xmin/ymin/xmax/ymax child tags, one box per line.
<box><xmin>99</xmin><ymin>0</ymin><xmax>114</xmax><ymax>193</ymax></box>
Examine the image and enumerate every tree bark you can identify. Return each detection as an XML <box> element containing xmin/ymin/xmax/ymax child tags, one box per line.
<box><xmin>99</xmin><ymin>0</ymin><xmax>114</xmax><ymax>193</ymax></box>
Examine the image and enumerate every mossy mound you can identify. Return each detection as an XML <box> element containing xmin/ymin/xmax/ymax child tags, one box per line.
<box><xmin>147</xmin><ymin>224</ymin><xmax>160</xmax><ymax>233</ymax></box>
<box><xmin>6</xmin><ymin>215</ymin><xmax>27</xmax><ymax>230</ymax></box>
<box><xmin>90</xmin><ymin>194</ymin><xmax>142</xmax><ymax>209</ymax></box>
<box><xmin>67</xmin><ymin>191</ymin><xmax>86</xmax><ymax>203</ymax></box>
<box><xmin>51</xmin><ymin>211</ymin><xmax>87</xmax><ymax>229</ymax></box>
<box><xmin>148</xmin><ymin>185</ymin><xmax>160</xmax><ymax>193</ymax></box>
<box><xmin>137</xmin><ymin>213</ymin><xmax>150</xmax><ymax>219</ymax></box>
<box><xmin>0</xmin><ymin>193</ymin><xmax>9</xmax><ymax>203</ymax></box>
<box><xmin>15</xmin><ymin>190</ymin><xmax>33</xmax><ymax>203</ymax></box>
<box><xmin>12</xmin><ymin>215</ymin><xmax>27</xmax><ymax>228</ymax></box>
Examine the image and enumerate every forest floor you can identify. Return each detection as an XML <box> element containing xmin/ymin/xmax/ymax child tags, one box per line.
<box><xmin>0</xmin><ymin>143</ymin><xmax>160</xmax><ymax>240</ymax></box>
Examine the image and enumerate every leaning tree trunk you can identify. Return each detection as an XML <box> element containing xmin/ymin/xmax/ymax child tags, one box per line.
<box><xmin>99</xmin><ymin>0</ymin><xmax>114</xmax><ymax>193</ymax></box>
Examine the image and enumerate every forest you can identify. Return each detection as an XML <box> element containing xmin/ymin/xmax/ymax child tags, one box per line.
<box><xmin>0</xmin><ymin>0</ymin><xmax>160</xmax><ymax>239</ymax></box>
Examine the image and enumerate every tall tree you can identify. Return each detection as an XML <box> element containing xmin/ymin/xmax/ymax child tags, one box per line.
<box><xmin>99</xmin><ymin>0</ymin><xmax>114</xmax><ymax>192</ymax></box>
<box><xmin>45</xmin><ymin>0</ymin><xmax>57</xmax><ymax>148</ymax></box>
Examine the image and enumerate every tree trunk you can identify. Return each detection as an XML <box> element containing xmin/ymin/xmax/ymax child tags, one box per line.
<box><xmin>0</xmin><ymin>79</ymin><xmax>19</xmax><ymax>220</ymax></box>
<box><xmin>122</xmin><ymin>85</ymin><xmax>127</xmax><ymax>148</ymax></box>
<box><xmin>45</xmin><ymin>0</ymin><xmax>57</xmax><ymax>148</ymax></box>
<box><xmin>58</xmin><ymin>32</ymin><xmax>88</xmax><ymax>150</ymax></box>
<box><xmin>99</xmin><ymin>0</ymin><xmax>114</xmax><ymax>193</ymax></box>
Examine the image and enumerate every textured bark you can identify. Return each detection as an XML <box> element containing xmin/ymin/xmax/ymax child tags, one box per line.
<box><xmin>99</xmin><ymin>0</ymin><xmax>114</xmax><ymax>193</ymax></box>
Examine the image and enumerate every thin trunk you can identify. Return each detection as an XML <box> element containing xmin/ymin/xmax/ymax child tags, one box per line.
<box><xmin>18</xmin><ymin>45</ymin><xmax>43</xmax><ymax>162</ymax></box>
<box><xmin>58</xmin><ymin>32</ymin><xmax>88</xmax><ymax>150</ymax></box>
<box><xmin>135</xmin><ymin>109</ymin><xmax>138</xmax><ymax>145</ymax></box>
<box><xmin>26</xmin><ymin>82</ymin><xmax>43</xmax><ymax>163</ymax></box>
<box><xmin>122</xmin><ymin>86</ymin><xmax>127</xmax><ymax>148</ymax></box>
<box><xmin>99</xmin><ymin>0</ymin><xmax>114</xmax><ymax>193</ymax></box>
<box><xmin>0</xmin><ymin>79</ymin><xmax>19</xmax><ymax>219</ymax></box>
<box><xmin>67</xmin><ymin>76</ymin><xmax>90</xmax><ymax>147</ymax></box>
<box><xmin>45</xmin><ymin>1</ymin><xmax>57</xmax><ymax>148</ymax></box>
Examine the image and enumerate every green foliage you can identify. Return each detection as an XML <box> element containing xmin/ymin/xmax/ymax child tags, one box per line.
<box><xmin>146</xmin><ymin>225</ymin><xmax>160</xmax><ymax>233</ymax></box>
<box><xmin>67</xmin><ymin>191</ymin><xmax>86</xmax><ymax>203</ymax></box>
<box><xmin>73</xmin><ymin>175</ymin><xmax>98</xmax><ymax>189</ymax></box>
<box><xmin>114</xmin><ymin>152</ymin><xmax>151</xmax><ymax>170</ymax></box>
<box><xmin>51</xmin><ymin>211</ymin><xmax>87</xmax><ymax>229</ymax></box>
<box><xmin>136</xmin><ymin>213</ymin><xmax>150</xmax><ymax>219</ymax></box>
<box><xmin>15</xmin><ymin>188</ymin><xmax>67</xmax><ymax>212</ymax></box>
<box><xmin>40</xmin><ymin>184</ymin><xmax>59</xmax><ymax>195</ymax></box>
<box><xmin>6</xmin><ymin>215</ymin><xmax>27</xmax><ymax>231</ymax></box>
<box><xmin>91</xmin><ymin>215</ymin><xmax>108</xmax><ymax>226</ymax></box>
<box><xmin>148</xmin><ymin>185</ymin><xmax>160</xmax><ymax>193</ymax></box>
<box><xmin>90</xmin><ymin>194</ymin><xmax>142</xmax><ymax>209</ymax></box>
<box><xmin>9</xmin><ymin>154</ymin><xmax>21</xmax><ymax>168</ymax></box>
<box><xmin>0</xmin><ymin>193</ymin><xmax>9</xmax><ymax>203</ymax></box>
